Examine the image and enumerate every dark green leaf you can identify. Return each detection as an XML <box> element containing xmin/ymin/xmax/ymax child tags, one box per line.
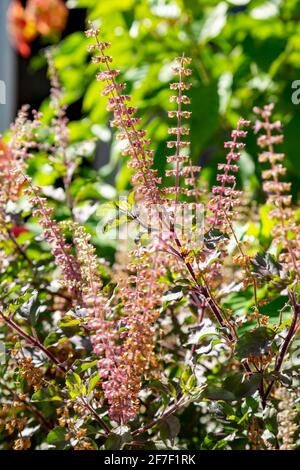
<box><xmin>88</xmin><ymin>372</ymin><xmax>101</xmax><ymax>394</ymax></box>
<box><xmin>47</xmin><ymin>427</ymin><xmax>67</xmax><ymax>447</ymax></box>
<box><xmin>205</xmin><ymin>387</ymin><xmax>236</xmax><ymax>401</ymax></box>
<box><xmin>19</xmin><ymin>291</ymin><xmax>41</xmax><ymax>325</ymax></box>
<box><xmin>31</xmin><ymin>386</ymin><xmax>62</xmax><ymax>402</ymax></box>
<box><xmin>159</xmin><ymin>415</ymin><xmax>180</xmax><ymax>445</ymax></box>
<box><xmin>252</xmin><ymin>253</ymin><xmax>283</xmax><ymax>278</ymax></box>
<box><xmin>58</xmin><ymin>315</ymin><xmax>82</xmax><ymax>328</ymax></box>
<box><xmin>224</xmin><ymin>373</ymin><xmax>261</xmax><ymax>399</ymax></box>
<box><xmin>235</xmin><ymin>327</ymin><xmax>275</xmax><ymax>359</ymax></box>
<box><xmin>204</xmin><ymin>228</ymin><xmax>229</xmax><ymax>249</ymax></box>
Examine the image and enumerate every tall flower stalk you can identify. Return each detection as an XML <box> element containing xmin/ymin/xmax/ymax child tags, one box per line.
<box><xmin>86</xmin><ymin>25</ymin><xmax>161</xmax><ymax>206</ymax></box>
<box><xmin>164</xmin><ymin>56</ymin><xmax>201</xmax><ymax>203</ymax></box>
<box><xmin>46</xmin><ymin>50</ymin><xmax>75</xmax><ymax>216</ymax></box>
<box><xmin>0</xmin><ymin>107</ymin><xmax>40</xmax><ymax>230</ymax></box>
<box><xmin>100</xmin><ymin>246</ymin><xmax>166</xmax><ymax>423</ymax></box>
<box><xmin>254</xmin><ymin>103</ymin><xmax>300</xmax><ymax>279</ymax></box>
<box><xmin>69</xmin><ymin>222</ymin><xmax>120</xmax><ymax>413</ymax></box>
<box><xmin>208</xmin><ymin>118</ymin><xmax>250</xmax><ymax>231</ymax></box>
<box><xmin>22</xmin><ymin>177</ymin><xmax>83</xmax><ymax>302</ymax></box>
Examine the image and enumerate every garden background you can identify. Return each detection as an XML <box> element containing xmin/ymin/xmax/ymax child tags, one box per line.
<box><xmin>3</xmin><ymin>0</ymin><xmax>300</xmax><ymax>218</ymax></box>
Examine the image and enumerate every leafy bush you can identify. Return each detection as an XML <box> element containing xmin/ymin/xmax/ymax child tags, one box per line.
<box><xmin>51</xmin><ymin>0</ymin><xmax>300</xmax><ymax>197</ymax></box>
<box><xmin>0</xmin><ymin>21</ymin><xmax>300</xmax><ymax>451</ymax></box>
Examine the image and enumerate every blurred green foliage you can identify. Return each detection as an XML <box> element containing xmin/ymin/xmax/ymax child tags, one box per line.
<box><xmin>49</xmin><ymin>0</ymin><xmax>300</xmax><ymax>197</ymax></box>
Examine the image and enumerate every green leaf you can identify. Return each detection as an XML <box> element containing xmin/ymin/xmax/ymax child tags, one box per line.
<box><xmin>103</xmin><ymin>213</ymin><xmax>130</xmax><ymax>233</ymax></box>
<box><xmin>66</xmin><ymin>371</ymin><xmax>81</xmax><ymax>387</ymax></box>
<box><xmin>58</xmin><ymin>315</ymin><xmax>82</xmax><ymax>328</ymax></box>
<box><xmin>204</xmin><ymin>228</ymin><xmax>229</xmax><ymax>249</ymax></box>
<box><xmin>88</xmin><ymin>372</ymin><xmax>101</xmax><ymax>394</ymax></box>
<box><xmin>113</xmin><ymin>195</ymin><xmax>133</xmax><ymax>213</ymax></box>
<box><xmin>105</xmin><ymin>434</ymin><xmax>123</xmax><ymax>450</ymax></box>
<box><xmin>190</xmin><ymin>83</ymin><xmax>219</xmax><ymax>157</ymax></box>
<box><xmin>245</xmin><ymin>396</ymin><xmax>259</xmax><ymax>413</ymax></box>
<box><xmin>269</xmin><ymin>370</ymin><xmax>293</xmax><ymax>386</ymax></box>
<box><xmin>73</xmin><ymin>360</ymin><xmax>98</xmax><ymax>374</ymax></box>
<box><xmin>44</xmin><ymin>331</ymin><xmax>60</xmax><ymax>348</ymax></box>
<box><xmin>19</xmin><ymin>291</ymin><xmax>41</xmax><ymax>325</ymax></box>
<box><xmin>31</xmin><ymin>386</ymin><xmax>62</xmax><ymax>402</ymax></box>
<box><xmin>235</xmin><ymin>327</ymin><xmax>275</xmax><ymax>359</ymax></box>
<box><xmin>180</xmin><ymin>366</ymin><xmax>197</xmax><ymax>393</ymax></box>
<box><xmin>159</xmin><ymin>415</ymin><xmax>180</xmax><ymax>445</ymax></box>
<box><xmin>162</xmin><ymin>289</ymin><xmax>184</xmax><ymax>303</ymax></box>
<box><xmin>205</xmin><ymin>387</ymin><xmax>236</xmax><ymax>401</ymax></box>
<box><xmin>206</xmin><ymin>374</ymin><xmax>261</xmax><ymax>402</ymax></box>
<box><xmin>47</xmin><ymin>427</ymin><xmax>67</xmax><ymax>446</ymax></box>
<box><xmin>148</xmin><ymin>379</ymin><xmax>177</xmax><ymax>400</ymax></box>
<box><xmin>66</xmin><ymin>371</ymin><xmax>82</xmax><ymax>398</ymax></box>
<box><xmin>187</xmin><ymin>320</ymin><xmax>217</xmax><ymax>345</ymax></box>
<box><xmin>199</xmin><ymin>2</ymin><xmax>228</xmax><ymax>43</ymax></box>
<box><xmin>252</xmin><ymin>253</ymin><xmax>283</xmax><ymax>278</ymax></box>
<box><xmin>224</xmin><ymin>373</ymin><xmax>262</xmax><ymax>399</ymax></box>
<box><xmin>105</xmin><ymin>427</ymin><xmax>132</xmax><ymax>450</ymax></box>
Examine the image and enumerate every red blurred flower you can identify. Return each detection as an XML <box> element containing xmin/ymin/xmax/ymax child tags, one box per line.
<box><xmin>0</xmin><ymin>139</ymin><xmax>25</xmax><ymax>197</ymax></box>
<box><xmin>27</xmin><ymin>0</ymin><xmax>68</xmax><ymax>36</ymax></box>
<box><xmin>0</xmin><ymin>140</ymin><xmax>11</xmax><ymax>171</ymax></box>
<box><xmin>7</xmin><ymin>0</ymin><xmax>69</xmax><ymax>58</ymax></box>
<box><xmin>7</xmin><ymin>0</ymin><xmax>37</xmax><ymax>58</ymax></box>
<box><xmin>11</xmin><ymin>225</ymin><xmax>29</xmax><ymax>238</ymax></box>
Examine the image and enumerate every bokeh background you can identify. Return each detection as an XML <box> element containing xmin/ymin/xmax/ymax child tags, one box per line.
<box><xmin>2</xmin><ymin>0</ymin><xmax>300</xmax><ymax>198</ymax></box>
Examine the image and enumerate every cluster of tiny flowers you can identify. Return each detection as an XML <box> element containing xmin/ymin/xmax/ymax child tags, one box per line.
<box><xmin>46</xmin><ymin>51</ymin><xmax>75</xmax><ymax>211</ymax></box>
<box><xmin>69</xmin><ymin>221</ymin><xmax>121</xmax><ymax>402</ymax></box>
<box><xmin>99</xmin><ymin>246</ymin><xmax>166</xmax><ymax>423</ymax></box>
<box><xmin>17</xmin><ymin>356</ymin><xmax>44</xmax><ymax>391</ymax></box>
<box><xmin>8</xmin><ymin>105</ymin><xmax>41</xmax><ymax>195</ymax></box>
<box><xmin>46</xmin><ymin>51</ymin><xmax>69</xmax><ymax>152</ymax></box>
<box><xmin>254</xmin><ymin>104</ymin><xmax>300</xmax><ymax>276</ymax></box>
<box><xmin>208</xmin><ymin>118</ymin><xmax>250</xmax><ymax>231</ymax></box>
<box><xmin>56</xmin><ymin>404</ymin><xmax>95</xmax><ymax>450</ymax></box>
<box><xmin>275</xmin><ymin>387</ymin><xmax>299</xmax><ymax>450</ymax></box>
<box><xmin>67</xmin><ymin>222</ymin><xmax>101</xmax><ymax>297</ymax></box>
<box><xmin>163</xmin><ymin>56</ymin><xmax>201</xmax><ymax>202</ymax></box>
<box><xmin>248</xmin><ymin>417</ymin><xmax>267</xmax><ymax>450</ymax></box>
<box><xmin>1</xmin><ymin>403</ymin><xmax>30</xmax><ymax>447</ymax></box>
<box><xmin>0</xmin><ymin>106</ymin><xmax>41</xmax><ymax>229</ymax></box>
<box><xmin>86</xmin><ymin>26</ymin><xmax>161</xmax><ymax>206</ymax></box>
<box><xmin>22</xmin><ymin>178</ymin><xmax>82</xmax><ymax>301</ymax></box>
